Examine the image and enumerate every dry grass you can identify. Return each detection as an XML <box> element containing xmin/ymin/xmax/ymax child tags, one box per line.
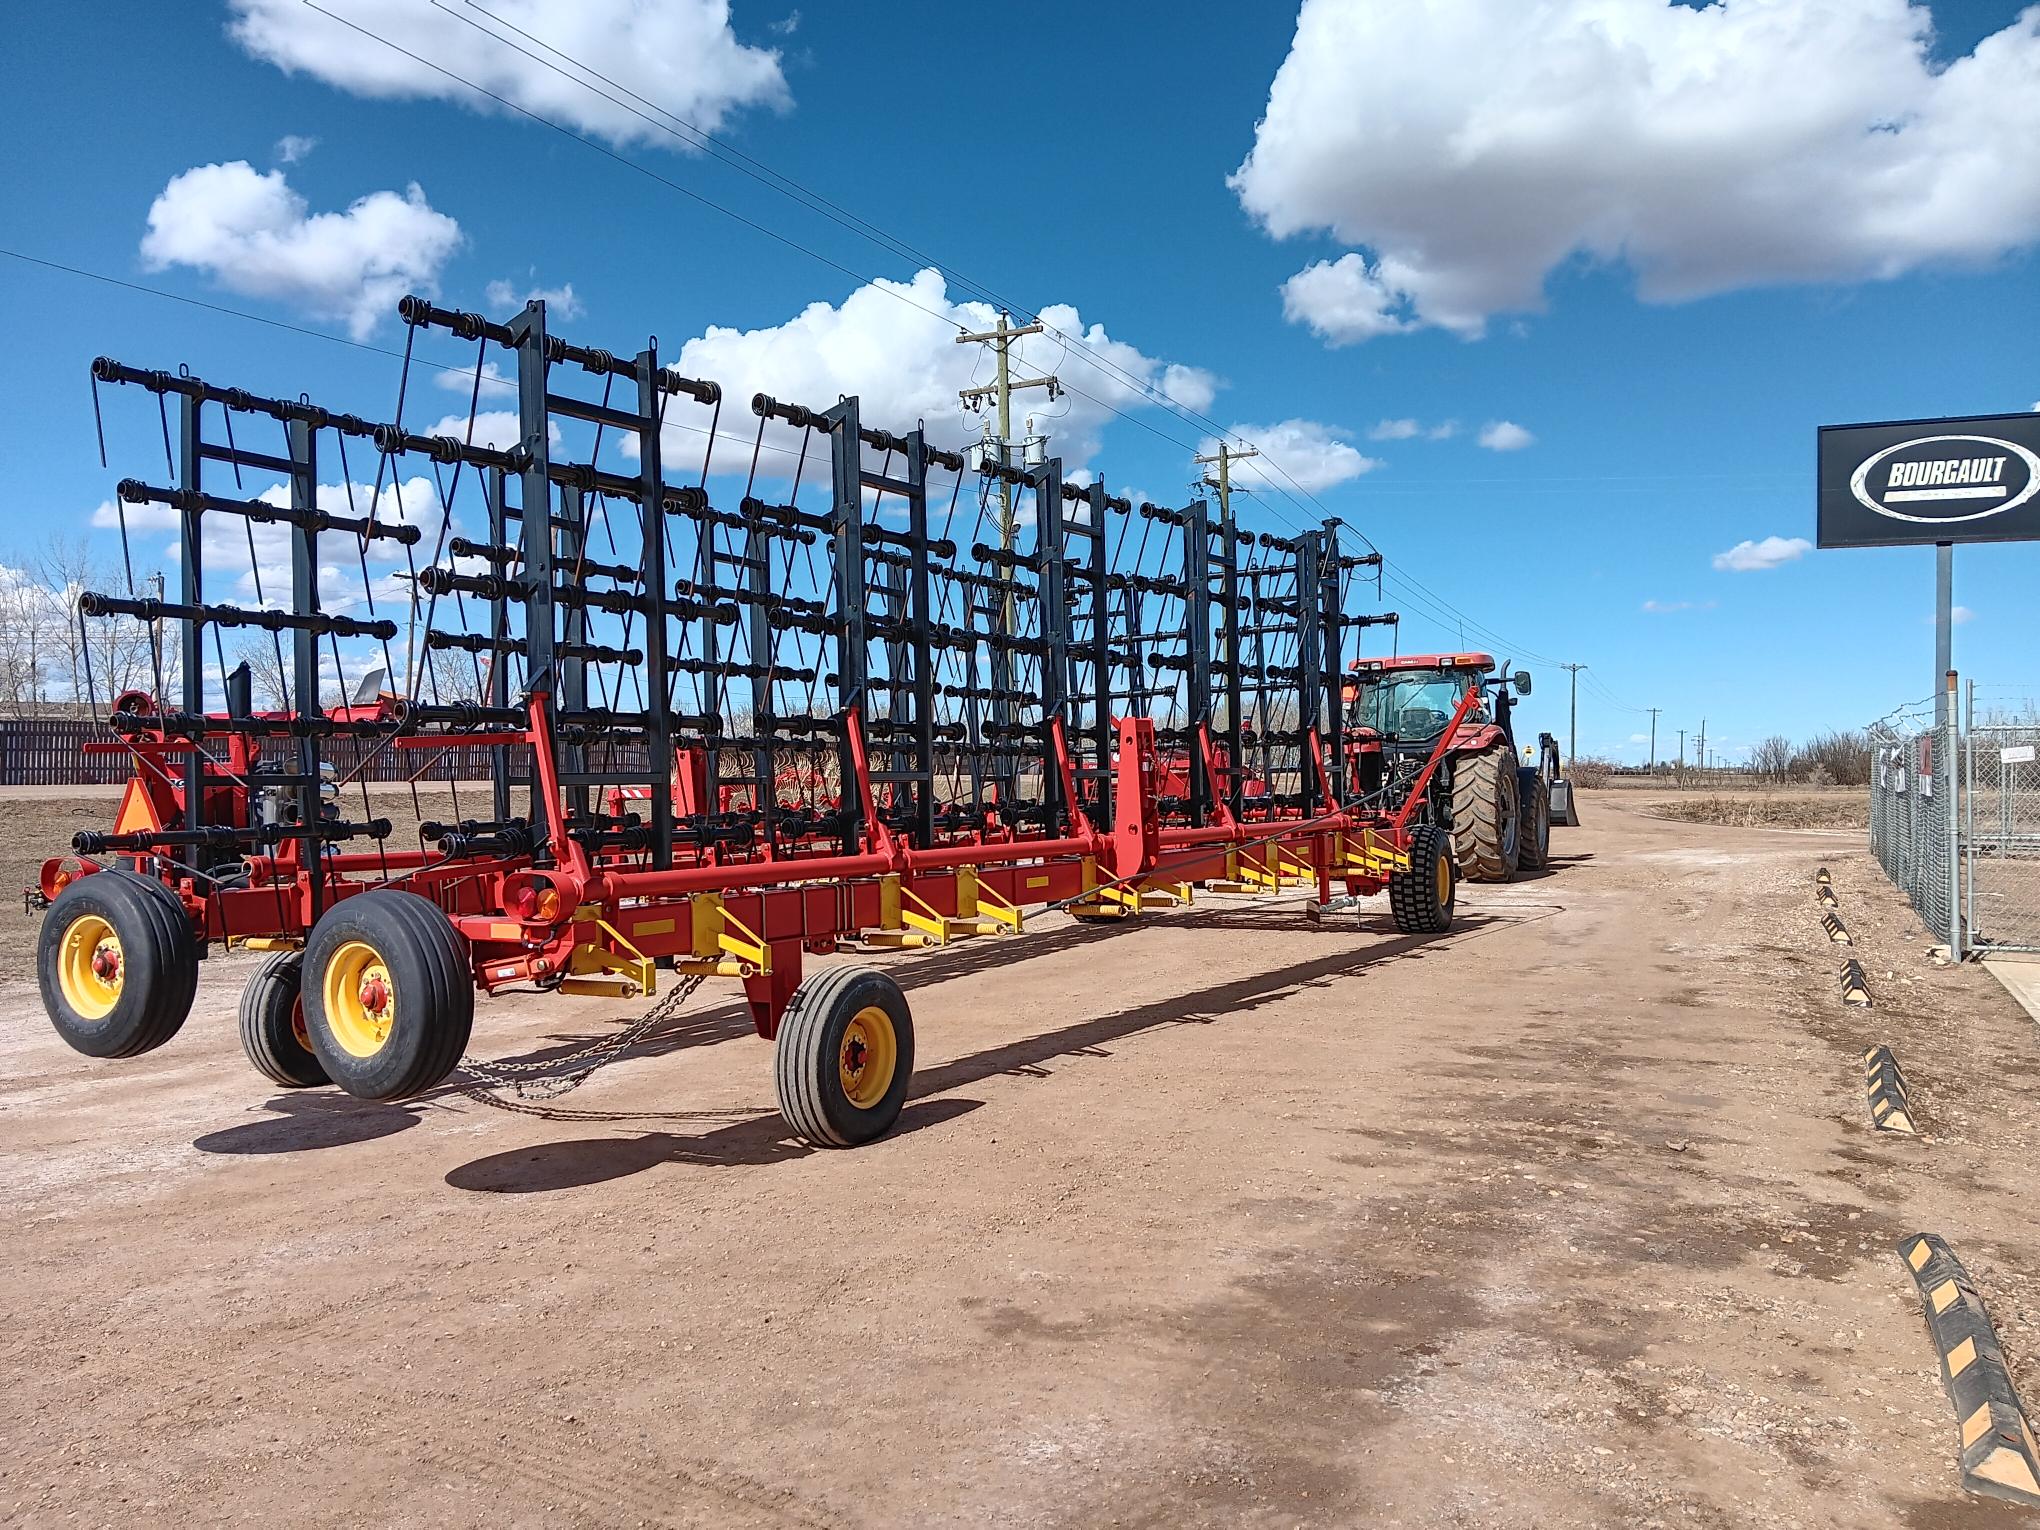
<box><xmin>1639</xmin><ymin>791</ymin><xmax>1868</xmax><ymax>831</ymax></box>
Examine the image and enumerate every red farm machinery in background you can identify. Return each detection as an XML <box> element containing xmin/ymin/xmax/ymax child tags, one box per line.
<box><xmin>35</xmin><ymin>292</ymin><xmax>1492</xmax><ymax>1148</ymax></box>
<box><xmin>1343</xmin><ymin>652</ymin><xmax>1573</xmax><ymax>883</ymax></box>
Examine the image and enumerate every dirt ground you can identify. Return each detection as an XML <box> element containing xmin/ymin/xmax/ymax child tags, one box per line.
<box><xmin>7</xmin><ymin>792</ymin><xmax>2040</xmax><ymax>1528</ymax></box>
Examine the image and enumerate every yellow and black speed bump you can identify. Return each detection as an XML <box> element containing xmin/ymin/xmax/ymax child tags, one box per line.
<box><xmin>1863</xmin><ymin>1045</ymin><xmax>1917</xmax><ymax>1135</ymax></box>
<box><xmin>1818</xmin><ymin>883</ymin><xmax>1840</xmax><ymax>909</ymax></box>
<box><xmin>1840</xmin><ymin>959</ymin><xmax>1873</xmax><ymax>1007</ymax></box>
<box><xmin>1899</xmin><ymin>1233</ymin><xmax>2040</xmax><ymax>1507</ymax></box>
<box><xmin>1816</xmin><ymin>866</ymin><xmax>1832</xmax><ymax>886</ymax></box>
<box><xmin>1822</xmin><ymin>909</ymin><xmax>1854</xmax><ymax>945</ymax></box>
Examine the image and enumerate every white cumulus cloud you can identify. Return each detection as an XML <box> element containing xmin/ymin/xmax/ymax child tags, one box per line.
<box><xmin>485</xmin><ymin>275</ymin><xmax>584</xmax><ymax>320</ymax></box>
<box><xmin>638</xmin><ymin>269</ymin><xmax>1218</xmax><ymax>477</ymax></box>
<box><xmin>1198</xmin><ymin>420</ymin><xmax>1382</xmax><ymax>494</ymax></box>
<box><xmin>228</xmin><ymin>0</ymin><xmax>790</xmax><ymax>149</ymax></box>
<box><xmin>1234</xmin><ymin>0</ymin><xmax>2040</xmax><ymax>342</ymax></box>
<box><xmin>140</xmin><ymin>161</ymin><xmax>461</xmax><ymax>339</ymax></box>
<box><xmin>1712</xmin><ymin>535</ymin><xmax>1812</xmax><ymax>572</ymax></box>
<box><xmin>1477</xmin><ymin>420</ymin><xmax>1534</xmax><ymax>452</ymax></box>
<box><xmin>1368</xmin><ymin>418</ymin><xmax>1420</xmax><ymax>441</ymax></box>
<box><xmin>273</xmin><ymin>133</ymin><xmax>317</xmax><ymax>164</ymax></box>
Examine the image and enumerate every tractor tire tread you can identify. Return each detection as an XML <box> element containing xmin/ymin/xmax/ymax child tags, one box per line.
<box><xmin>1453</xmin><ymin>743</ymin><xmax>1521</xmax><ymax>884</ymax></box>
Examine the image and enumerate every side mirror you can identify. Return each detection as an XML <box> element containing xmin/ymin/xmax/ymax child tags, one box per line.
<box><xmin>1513</xmin><ymin>671</ymin><xmax>1533</xmax><ymax>696</ymax></box>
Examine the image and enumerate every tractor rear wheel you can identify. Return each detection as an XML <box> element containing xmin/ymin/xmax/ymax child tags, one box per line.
<box><xmin>774</xmin><ymin>965</ymin><xmax>915</xmax><ymax>1148</ymax></box>
<box><xmin>238</xmin><ymin>949</ymin><xmax>328</xmax><ymax>1088</ymax></box>
<box><xmin>1451</xmin><ymin>743</ymin><xmax>1521</xmax><ymax>883</ymax></box>
<box><xmin>302</xmin><ymin>890</ymin><xmax>472</xmax><ymax>1101</ymax></box>
<box><xmin>1389</xmin><ymin>824</ymin><xmax>1456</xmax><ymax>935</ymax></box>
<box><xmin>38</xmin><ymin>869</ymin><xmax>199</xmax><ymax>1059</ymax></box>
<box><xmin>1517</xmin><ymin>768</ymin><xmax>1552</xmax><ymax>873</ymax></box>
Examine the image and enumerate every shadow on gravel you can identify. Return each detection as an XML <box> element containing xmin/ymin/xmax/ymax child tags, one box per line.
<box><xmin>431</xmin><ymin>914</ymin><xmax>1138</xmax><ymax>1089</ymax></box>
<box><xmin>439</xmin><ymin>917</ymin><xmax>1497</xmax><ymax>1193</ymax></box>
<box><xmin>193</xmin><ymin>1092</ymin><xmax>429</xmax><ymax>1155</ymax></box>
<box><xmin>444</xmin><ymin>1096</ymin><xmax>986</xmax><ymax>1190</ymax></box>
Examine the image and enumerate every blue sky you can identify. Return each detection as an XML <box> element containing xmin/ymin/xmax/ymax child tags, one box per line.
<box><xmin>2</xmin><ymin>0</ymin><xmax>2035</xmax><ymax>763</ymax></box>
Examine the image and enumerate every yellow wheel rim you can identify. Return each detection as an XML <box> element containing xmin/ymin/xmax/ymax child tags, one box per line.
<box><xmin>1435</xmin><ymin>853</ymin><xmax>1452</xmax><ymax>905</ymax></box>
<box><xmin>322</xmin><ymin>940</ymin><xmax>397</xmax><ymax>1059</ymax></box>
<box><xmin>58</xmin><ymin>914</ymin><xmax>125</xmax><ymax>1020</ymax></box>
<box><xmin>839</xmin><ymin>1006</ymin><xmax>898</xmax><ymax>1110</ymax></box>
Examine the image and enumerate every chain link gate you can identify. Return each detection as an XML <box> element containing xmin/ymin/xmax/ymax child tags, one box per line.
<box><xmin>1869</xmin><ymin>699</ymin><xmax>2040</xmax><ymax>957</ymax></box>
<box><xmin>1869</xmin><ymin>710</ymin><xmax>1953</xmax><ymax>944</ymax></box>
<box><xmin>1965</xmin><ymin>721</ymin><xmax>2040</xmax><ymax>954</ymax></box>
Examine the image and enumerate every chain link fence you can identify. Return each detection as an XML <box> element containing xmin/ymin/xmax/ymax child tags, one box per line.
<box><xmin>1867</xmin><ymin>691</ymin><xmax>2040</xmax><ymax>956</ymax></box>
<box><xmin>1868</xmin><ymin>705</ymin><xmax>1953</xmax><ymax>944</ymax></box>
<box><xmin>1965</xmin><ymin>718</ymin><xmax>2040</xmax><ymax>954</ymax></box>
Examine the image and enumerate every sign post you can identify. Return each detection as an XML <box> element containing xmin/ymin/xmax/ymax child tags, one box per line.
<box><xmin>1819</xmin><ymin>411</ymin><xmax>2040</xmax><ymax>962</ymax></box>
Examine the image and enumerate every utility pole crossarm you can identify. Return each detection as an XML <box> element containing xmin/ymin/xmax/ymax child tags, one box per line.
<box><xmin>953</xmin><ymin>321</ymin><xmax>1045</xmax><ymax>346</ymax></box>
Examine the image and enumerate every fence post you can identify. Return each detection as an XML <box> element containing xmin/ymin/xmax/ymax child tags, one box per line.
<box><xmin>1946</xmin><ymin>668</ymin><xmax>1962</xmax><ymax>962</ymax></box>
<box><xmin>1965</xmin><ymin>679</ymin><xmax>1975</xmax><ymax>954</ymax></box>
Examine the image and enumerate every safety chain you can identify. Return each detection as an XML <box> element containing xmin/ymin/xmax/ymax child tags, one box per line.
<box><xmin>458</xmin><ymin>972</ymin><xmax>707</xmax><ymax>1105</ymax></box>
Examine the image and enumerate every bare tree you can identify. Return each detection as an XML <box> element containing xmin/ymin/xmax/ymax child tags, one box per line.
<box><xmin>1791</xmin><ymin>729</ymin><xmax>1872</xmax><ymax>788</ymax></box>
<box><xmin>0</xmin><ymin>544</ymin><xmax>173</xmax><ymax>717</ymax></box>
<box><xmin>1750</xmin><ymin>734</ymin><xmax>1794</xmax><ymax>782</ymax></box>
<box><xmin>235</xmin><ymin>636</ymin><xmax>292</xmax><ymax>711</ymax></box>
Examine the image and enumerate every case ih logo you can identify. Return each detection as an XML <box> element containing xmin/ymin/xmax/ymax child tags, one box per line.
<box><xmin>1850</xmin><ymin>433</ymin><xmax>2040</xmax><ymax>524</ymax></box>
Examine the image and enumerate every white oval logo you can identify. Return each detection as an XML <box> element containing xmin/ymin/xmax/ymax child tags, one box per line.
<box><xmin>1850</xmin><ymin>434</ymin><xmax>2040</xmax><ymax>524</ymax></box>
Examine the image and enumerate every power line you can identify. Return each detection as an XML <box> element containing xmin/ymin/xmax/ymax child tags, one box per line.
<box><xmin>169</xmin><ymin>2</ymin><xmax>1553</xmax><ymax>666</ymax></box>
<box><xmin>0</xmin><ymin>245</ymin><xmax>814</xmax><ymax>466</ymax></box>
<box><xmin>335</xmin><ymin>2</ymin><xmax>1347</xmax><ymax>540</ymax></box>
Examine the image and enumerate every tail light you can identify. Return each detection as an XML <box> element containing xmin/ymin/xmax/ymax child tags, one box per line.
<box><xmin>501</xmin><ymin>873</ymin><xmax>563</xmax><ymax>924</ymax></box>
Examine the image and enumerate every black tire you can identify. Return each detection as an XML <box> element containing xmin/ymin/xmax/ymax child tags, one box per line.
<box><xmin>1516</xmin><ymin>768</ymin><xmax>1551</xmax><ymax>873</ymax></box>
<box><xmin>774</xmin><ymin>965</ymin><xmax>915</xmax><ymax>1148</ymax></box>
<box><xmin>302</xmin><ymin>890</ymin><xmax>472</xmax><ymax>1101</ymax></box>
<box><xmin>238</xmin><ymin>950</ymin><xmax>328</xmax><ymax>1088</ymax></box>
<box><xmin>1450</xmin><ymin>743</ymin><xmax>1521</xmax><ymax>883</ymax></box>
<box><xmin>1389</xmin><ymin>824</ymin><xmax>1456</xmax><ymax>935</ymax></box>
<box><xmin>38</xmin><ymin>869</ymin><xmax>199</xmax><ymax>1059</ymax></box>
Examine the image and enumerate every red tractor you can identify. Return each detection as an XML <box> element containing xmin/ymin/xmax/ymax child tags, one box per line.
<box><xmin>1344</xmin><ymin>653</ymin><xmax>1559</xmax><ymax>883</ymax></box>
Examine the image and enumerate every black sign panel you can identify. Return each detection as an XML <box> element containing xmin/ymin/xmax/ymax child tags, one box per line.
<box><xmin>1818</xmin><ymin>412</ymin><xmax>2040</xmax><ymax>548</ymax></box>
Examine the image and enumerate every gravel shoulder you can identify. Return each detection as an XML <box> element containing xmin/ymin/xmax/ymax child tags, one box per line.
<box><xmin>4</xmin><ymin>791</ymin><xmax>2038</xmax><ymax>1527</ymax></box>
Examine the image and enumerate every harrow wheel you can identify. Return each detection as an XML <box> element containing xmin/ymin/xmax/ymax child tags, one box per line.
<box><xmin>38</xmin><ymin>869</ymin><xmax>198</xmax><ymax>1059</ymax></box>
<box><xmin>238</xmin><ymin>950</ymin><xmax>328</xmax><ymax>1089</ymax></box>
<box><xmin>1388</xmin><ymin>824</ymin><xmax>1456</xmax><ymax>935</ymax></box>
<box><xmin>774</xmin><ymin>965</ymin><xmax>915</xmax><ymax>1148</ymax></box>
<box><xmin>302</xmin><ymin>890</ymin><xmax>472</xmax><ymax>1101</ymax></box>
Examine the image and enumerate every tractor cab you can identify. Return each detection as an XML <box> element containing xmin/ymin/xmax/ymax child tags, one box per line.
<box><xmin>1344</xmin><ymin>653</ymin><xmax>1527</xmax><ymax>757</ymax></box>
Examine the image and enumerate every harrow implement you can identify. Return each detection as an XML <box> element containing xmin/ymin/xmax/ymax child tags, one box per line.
<box><xmin>36</xmin><ymin>294</ymin><xmax>1464</xmax><ymax>1147</ymax></box>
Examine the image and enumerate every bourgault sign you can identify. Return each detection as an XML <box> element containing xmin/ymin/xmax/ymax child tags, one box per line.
<box><xmin>1819</xmin><ymin>412</ymin><xmax>2040</xmax><ymax>548</ymax></box>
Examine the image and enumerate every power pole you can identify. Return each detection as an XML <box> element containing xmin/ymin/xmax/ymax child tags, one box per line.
<box><xmin>1558</xmin><ymin>663</ymin><xmax>1586</xmax><ymax>767</ymax></box>
<box><xmin>1194</xmin><ymin>441</ymin><xmax>1258</xmax><ymax>540</ymax></box>
<box><xmin>1676</xmin><ymin>728</ymin><xmax>1686</xmax><ymax>783</ymax></box>
<box><xmin>956</xmin><ymin>310</ymin><xmax>1056</xmax><ymax>574</ymax></box>
<box><xmin>1697</xmin><ymin>719</ymin><xmax>1707</xmax><ymax>785</ymax></box>
<box><xmin>1647</xmin><ymin>706</ymin><xmax>1660</xmax><ymax>772</ymax></box>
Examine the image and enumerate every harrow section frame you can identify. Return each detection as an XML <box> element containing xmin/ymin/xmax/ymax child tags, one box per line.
<box><xmin>41</xmin><ymin>294</ymin><xmax>1461</xmax><ymax>1138</ymax></box>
